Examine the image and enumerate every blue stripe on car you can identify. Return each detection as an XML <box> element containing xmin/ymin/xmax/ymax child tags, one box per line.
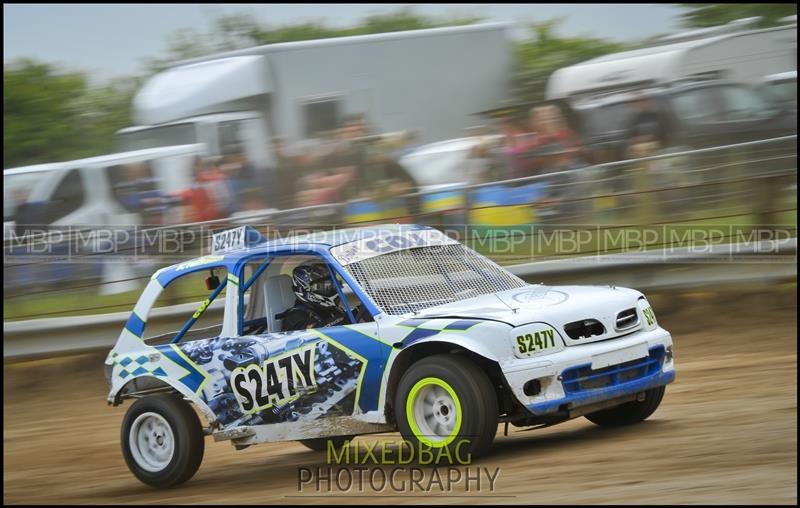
<box><xmin>156</xmin><ymin>344</ymin><xmax>206</xmax><ymax>394</ymax></box>
<box><xmin>316</xmin><ymin>326</ymin><xmax>393</xmax><ymax>412</ymax></box>
<box><xmin>444</xmin><ymin>319</ymin><xmax>482</xmax><ymax>331</ymax></box>
<box><xmin>125</xmin><ymin>312</ymin><xmax>146</xmax><ymax>337</ymax></box>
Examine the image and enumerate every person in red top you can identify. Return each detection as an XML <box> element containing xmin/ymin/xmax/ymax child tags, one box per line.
<box><xmin>499</xmin><ymin>116</ymin><xmax>535</xmax><ymax>180</ymax></box>
<box><xmin>527</xmin><ymin>105</ymin><xmax>584</xmax><ymax>173</ymax></box>
<box><xmin>173</xmin><ymin>157</ymin><xmax>222</xmax><ymax>223</ymax></box>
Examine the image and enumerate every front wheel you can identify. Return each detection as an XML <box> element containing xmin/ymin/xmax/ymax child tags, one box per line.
<box><xmin>121</xmin><ymin>394</ymin><xmax>205</xmax><ymax>488</ymax></box>
<box><xmin>395</xmin><ymin>355</ymin><xmax>498</xmax><ymax>462</ymax></box>
<box><xmin>584</xmin><ymin>386</ymin><xmax>666</xmax><ymax>427</ymax></box>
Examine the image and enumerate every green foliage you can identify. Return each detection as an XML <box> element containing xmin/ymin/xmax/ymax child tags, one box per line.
<box><xmin>512</xmin><ymin>20</ymin><xmax>627</xmax><ymax>104</ymax></box>
<box><xmin>679</xmin><ymin>4</ymin><xmax>797</xmax><ymax>28</ymax></box>
<box><xmin>3</xmin><ymin>59</ymin><xmax>137</xmax><ymax>168</ymax></box>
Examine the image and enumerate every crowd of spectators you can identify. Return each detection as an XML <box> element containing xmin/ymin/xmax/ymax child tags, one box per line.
<box><xmin>113</xmin><ymin>101</ymin><xmax>669</xmax><ymax>226</ymax></box>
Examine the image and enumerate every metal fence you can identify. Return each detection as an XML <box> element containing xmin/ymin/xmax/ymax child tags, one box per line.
<box><xmin>3</xmin><ymin>135</ymin><xmax>797</xmax><ymax>320</ymax></box>
<box><xmin>4</xmin><ymin>237</ymin><xmax>796</xmax><ymax>360</ymax></box>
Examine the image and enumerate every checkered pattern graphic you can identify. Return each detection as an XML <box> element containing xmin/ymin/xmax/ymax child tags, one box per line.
<box><xmin>114</xmin><ymin>353</ymin><xmax>167</xmax><ymax>379</ymax></box>
<box><xmin>396</xmin><ymin>318</ymin><xmax>483</xmax><ymax>345</ymax></box>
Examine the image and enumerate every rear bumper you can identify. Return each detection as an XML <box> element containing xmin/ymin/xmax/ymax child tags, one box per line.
<box><xmin>500</xmin><ymin>327</ymin><xmax>675</xmax><ymax>416</ymax></box>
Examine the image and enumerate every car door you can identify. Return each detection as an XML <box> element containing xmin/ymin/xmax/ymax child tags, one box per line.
<box><xmin>214</xmin><ymin>254</ymin><xmax>387</xmax><ymax>430</ymax></box>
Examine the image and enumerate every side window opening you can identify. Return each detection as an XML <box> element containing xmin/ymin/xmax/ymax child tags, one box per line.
<box><xmin>240</xmin><ymin>255</ymin><xmax>374</xmax><ymax>336</ymax></box>
<box><xmin>143</xmin><ymin>266</ymin><xmax>228</xmax><ymax>345</ymax></box>
<box><xmin>108</xmin><ymin>160</ymin><xmax>157</xmax><ymax>213</ymax></box>
<box><xmin>46</xmin><ymin>168</ymin><xmax>85</xmax><ymax>223</ymax></box>
<box><xmin>719</xmin><ymin>85</ymin><xmax>779</xmax><ymax>121</ymax></box>
<box><xmin>303</xmin><ymin>97</ymin><xmax>341</xmax><ymax>138</ymax></box>
<box><xmin>672</xmin><ymin>87</ymin><xmax>720</xmax><ymax>123</ymax></box>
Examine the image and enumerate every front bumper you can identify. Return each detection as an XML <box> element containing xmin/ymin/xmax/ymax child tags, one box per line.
<box><xmin>500</xmin><ymin>327</ymin><xmax>675</xmax><ymax>416</ymax></box>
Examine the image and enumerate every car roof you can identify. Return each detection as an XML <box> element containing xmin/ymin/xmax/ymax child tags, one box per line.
<box><xmin>151</xmin><ymin>224</ymin><xmax>435</xmax><ymax>287</ymax></box>
<box><xmin>763</xmin><ymin>71</ymin><xmax>796</xmax><ymax>83</ymax></box>
<box><xmin>573</xmin><ymin>79</ymin><xmax>745</xmax><ymax>110</ymax></box>
<box><xmin>4</xmin><ymin>144</ymin><xmax>205</xmax><ymax>176</ymax></box>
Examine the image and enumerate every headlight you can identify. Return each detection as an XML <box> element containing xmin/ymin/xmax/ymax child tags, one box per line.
<box><xmin>637</xmin><ymin>297</ymin><xmax>658</xmax><ymax>331</ymax></box>
<box><xmin>510</xmin><ymin>323</ymin><xmax>565</xmax><ymax>359</ymax></box>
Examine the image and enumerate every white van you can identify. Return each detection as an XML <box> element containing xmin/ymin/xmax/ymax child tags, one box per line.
<box><xmin>4</xmin><ymin>144</ymin><xmax>210</xmax><ymax>294</ymax></box>
<box><xmin>4</xmin><ymin>144</ymin><xmax>207</xmax><ymax>229</ymax></box>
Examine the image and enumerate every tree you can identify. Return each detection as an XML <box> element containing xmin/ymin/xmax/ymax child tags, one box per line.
<box><xmin>679</xmin><ymin>4</ymin><xmax>796</xmax><ymax>29</ymax></box>
<box><xmin>3</xmin><ymin>59</ymin><xmax>137</xmax><ymax>168</ymax></box>
<box><xmin>512</xmin><ymin>20</ymin><xmax>627</xmax><ymax>104</ymax></box>
<box><xmin>4</xmin><ymin>60</ymin><xmax>88</xmax><ymax>167</ymax></box>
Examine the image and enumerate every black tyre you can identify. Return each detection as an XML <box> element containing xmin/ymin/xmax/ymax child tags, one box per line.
<box><xmin>299</xmin><ymin>435</ymin><xmax>355</xmax><ymax>452</ymax></box>
<box><xmin>121</xmin><ymin>394</ymin><xmax>205</xmax><ymax>488</ymax></box>
<box><xmin>395</xmin><ymin>354</ymin><xmax>498</xmax><ymax>462</ymax></box>
<box><xmin>584</xmin><ymin>386</ymin><xmax>666</xmax><ymax>427</ymax></box>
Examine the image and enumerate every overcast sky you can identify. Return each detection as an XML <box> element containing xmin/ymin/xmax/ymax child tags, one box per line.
<box><xmin>4</xmin><ymin>4</ymin><xmax>685</xmax><ymax>83</ymax></box>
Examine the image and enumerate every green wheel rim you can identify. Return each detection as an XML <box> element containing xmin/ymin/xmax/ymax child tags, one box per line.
<box><xmin>405</xmin><ymin>377</ymin><xmax>462</xmax><ymax>447</ymax></box>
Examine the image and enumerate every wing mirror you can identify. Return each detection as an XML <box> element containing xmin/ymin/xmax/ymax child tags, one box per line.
<box><xmin>205</xmin><ymin>270</ymin><xmax>221</xmax><ymax>290</ymax></box>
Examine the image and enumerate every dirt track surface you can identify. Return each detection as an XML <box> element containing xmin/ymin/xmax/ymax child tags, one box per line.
<box><xmin>4</xmin><ymin>288</ymin><xmax>797</xmax><ymax>504</ymax></box>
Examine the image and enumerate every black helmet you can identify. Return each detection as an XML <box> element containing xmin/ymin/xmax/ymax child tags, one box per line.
<box><xmin>291</xmin><ymin>264</ymin><xmax>339</xmax><ymax>309</ymax></box>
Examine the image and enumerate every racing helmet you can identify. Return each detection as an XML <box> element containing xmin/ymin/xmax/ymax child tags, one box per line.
<box><xmin>291</xmin><ymin>264</ymin><xmax>340</xmax><ymax>309</ymax></box>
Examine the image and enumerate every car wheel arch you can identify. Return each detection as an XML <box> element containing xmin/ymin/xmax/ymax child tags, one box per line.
<box><xmin>383</xmin><ymin>339</ymin><xmax>506</xmax><ymax>424</ymax></box>
<box><xmin>112</xmin><ymin>375</ymin><xmax>217</xmax><ymax>426</ymax></box>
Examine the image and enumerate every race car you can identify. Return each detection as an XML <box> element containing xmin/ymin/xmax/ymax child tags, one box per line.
<box><xmin>105</xmin><ymin>224</ymin><xmax>675</xmax><ymax>487</ymax></box>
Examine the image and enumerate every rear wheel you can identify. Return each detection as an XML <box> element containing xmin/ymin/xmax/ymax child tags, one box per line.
<box><xmin>299</xmin><ymin>435</ymin><xmax>355</xmax><ymax>452</ymax></box>
<box><xmin>121</xmin><ymin>394</ymin><xmax>205</xmax><ymax>488</ymax></box>
<box><xmin>585</xmin><ymin>386</ymin><xmax>666</xmax><ymax>427</ymax></box>
<box><xmin>395</xmin><ymin>355</ymin><xmax>498</xmax><ymax>462</ymax></box>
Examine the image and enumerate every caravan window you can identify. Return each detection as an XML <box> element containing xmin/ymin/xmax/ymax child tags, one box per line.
<box><xmin>219</xmin><ymin>121</ymin><xmax>244</xmax><ymax>155</ymax></box>
<box><xmin>108</xmin><ymin>161</ymin><xmax>157</xmax><ymax>213</ymax></box>
<box><xmin>718</xmin><ymin>85</ymin><xmax>779</xmax><ymax>121</ymax></box>
<box><xmin>672</xmin><ymin>88</ymin><xmax>719</xmax><ymax>122</ymax></box>
<box><xmin>303</xmin><ymin>98</ymin><xmax>341</xmax><ymax>138</ymax></box>
<box><xmin>45</xmin><ymin>169</ymin><xmax>84</xmax><ymax>223</ymax></box>
<box><xmin>763</xmin><ymin>80</ymin><xmax>797</xmax><ymax>111</ymax></box>
<box><xmin>581</xmin><ymin>102</ymin><xmax>635</xmax><ymax>140</ymax></box>
<box><xmin>116</xmin><ymin>124</ymin><xmax>196</xmax><ymax>152</ymax></box>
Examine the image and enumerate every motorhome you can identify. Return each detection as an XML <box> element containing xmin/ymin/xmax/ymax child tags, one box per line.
<box><xmin>115</xmin><ymin>24</ymin><xmax>513</xmax><ymax>173</ymax></box>
<box><xmin>546</xmin><ymin>20</ymin><xmax>797</xmax><ymax>102</ymax></box>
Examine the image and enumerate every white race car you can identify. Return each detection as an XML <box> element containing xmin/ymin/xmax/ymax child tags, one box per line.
<box><xmin>105</xmin><ymin>224</ymin><xmax>675</xmax><ymax>487</ymax></box>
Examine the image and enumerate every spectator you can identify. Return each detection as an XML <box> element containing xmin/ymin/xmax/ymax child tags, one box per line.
<box><xmin>271</xmin><ymin>136</ymin><xmax>298</xmax><ymax>210</ymax></box>
<box><xmin>221</xmin><ymin>145</ymin><xmax>257</xmax><ymax>200</ymax></box>
<box><xmin>294</xmin><ymin>141</ymin><xmax>350</xmax><ymax>207</ymax></box>
<box><xmin>230</xmin><ymin>188</ymin><xmax>276</xmax><ymax>224</ymax></box>
<box><xmin>111</xmin><ymin>162</ymin><xmax>174</xmax><ymax>225</ymax></box>
<box><xmin>322</xmin><ymin>116</ymin><xmax>369</xmax><ymax>201</ymax></box>
<box><xmin>366</xmin><ymin>140</ymin><xmax>419</xmax><ymax>217</ymax></box>
<box><xmin>394</xmin><ymin>129</ymin><xmax>422</xmax><ymax>159</ymax></box>
<box><xmin>624</xmin><ymin>94</ymin><xmax>668</xmax><ymax>158</ymax></box>
<box><xmin>499</xmin><ymin>116</ymin><xmax>532</xmax><ymax>180</ymax></box>
<box><xmin>464</xmin><ymin>138</ymin><xmax>494</xmax><ymax>185</ymax></box>
<box><xmin>174</xmin><ymin>157</ymin><xmax>221</xmax><ymax>222</ymax></box>
<box><xmin>526</xmin><ymin>105</ymin><xmax>584</xmax><ymax>173</ymax></box>
<box><xmin>205</xmin><ymin>156</ymin><xmax>238</xmax><ymax>217</ymax></box>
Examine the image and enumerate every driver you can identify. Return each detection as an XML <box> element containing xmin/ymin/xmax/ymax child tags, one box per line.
<box><xmin>280</xmin><ymin>263</ymin><xmax>354</xmax><ymax>331</ymax></box>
